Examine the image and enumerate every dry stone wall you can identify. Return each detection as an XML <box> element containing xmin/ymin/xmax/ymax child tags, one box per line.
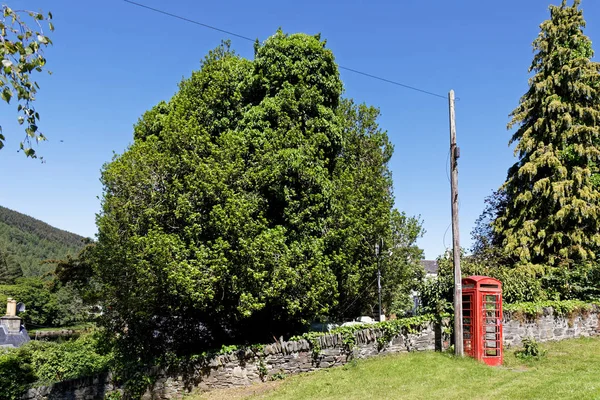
<box><xmin>145</xmin><ymin>322</ymin><xmax>442</xmax><ymax>399</ymax></box>
<box><xmin>22</xmin><ymin>374</ymin><xmax>118</xmax><ymax>400</ymax></box>
<box><xmin>22</xmin><ymin>323</ymin><xmax>442</xmax><ymax>400</ymax></box>
<box><xmin>503</xmin><ymin>306</ymin><xmax>600</xmax><ymax>348</ymax></box>
<box><xmin>22</xmin><ymin>308</ymin><xmax>600</xmax><ymax>400</ymax></box>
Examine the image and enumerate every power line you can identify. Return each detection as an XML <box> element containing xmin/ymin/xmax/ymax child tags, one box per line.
<box><xmin>443</xmin><ymin>221</ymin><xmax>451</xmax><ymax>250</ymax></box>
<box><xmin>337</xmin><ymin>66</ymin><xmax>447</xmax><ymax>99</ymax></box>
<box><xmin>123</xmin><ymin>0</ymin><xmax>448</xmax><ymax>100</ymax></box>
<box><xmin>339</xmin><ymin>277</ymin><xmax>378</xmax><ymax>316</ymax></box>
<box><xmin>123</xmin><ymin>0</ymin><xmax>255</xmax><ymax>42</ymax></box>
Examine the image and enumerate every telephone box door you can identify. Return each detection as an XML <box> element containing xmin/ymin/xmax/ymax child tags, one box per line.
<box><xmin>481</xmin><ymin>292</ymin><xmax>502</xmax><ymax>366</ymax></box>
<box><xmin>462</xmin><ymin>292</ymin><xmax>474</xmax><ymax>358</ymax></box>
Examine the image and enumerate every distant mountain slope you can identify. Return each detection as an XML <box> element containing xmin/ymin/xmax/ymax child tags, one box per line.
<box><xmin>0</xmin><ymin>206</ymin><xmax>86</xmax><ymax>277</ymax></box>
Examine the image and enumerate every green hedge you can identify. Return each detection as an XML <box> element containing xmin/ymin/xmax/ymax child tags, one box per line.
<box><xmin>0</xmin><ymin>347</ymin><xmax>36</xmax><ymax>400</ymax></box>
<box><xmin>0</xmin><ymin>333</ymin><xmax>111</xmax><ymax>399</ymax></box>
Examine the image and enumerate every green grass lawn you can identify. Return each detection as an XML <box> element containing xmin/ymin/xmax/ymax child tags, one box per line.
<box><xmin>191</xmin><ymin>337</ymin><xmax>600</xmax><ymax>400</ymax></box>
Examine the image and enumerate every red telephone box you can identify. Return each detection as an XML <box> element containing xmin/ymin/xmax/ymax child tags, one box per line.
<box><xmin>461</xmin><ymin>276</ymin><xmax>503</xmax><ymax>366</ymax></box>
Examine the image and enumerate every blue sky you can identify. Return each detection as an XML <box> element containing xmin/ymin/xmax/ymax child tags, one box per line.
<box><xmin>1</xmin><ymin>0</ymin><xmax>599</xmax><ymax>259</ymax></box>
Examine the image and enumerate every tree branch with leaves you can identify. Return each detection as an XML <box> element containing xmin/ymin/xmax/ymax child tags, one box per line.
<box><xmin>0</xmin><ymin>4</ymin><xmax>53</xmax><ymax>158</ymax></box>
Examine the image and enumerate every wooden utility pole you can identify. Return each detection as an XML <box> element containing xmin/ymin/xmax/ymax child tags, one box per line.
<box><xmin>448</xmin><ymin>89</ymin><xmax>463</xmax><ymax>357</ymax></box>
<box><xmin>375</xmin><ymin>240</ymin><xmax>383</xmax><ymax>322</ymax></box>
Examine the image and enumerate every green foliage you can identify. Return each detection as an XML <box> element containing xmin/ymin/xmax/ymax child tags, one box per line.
<box><xmin>494</xmin><ymin>0</ymin><xmax>600</xmax><ymax>267</ymax></box>
<box><xmin>381</xmin><ymin>211</ymin><xmax>425</xmax><ymax>316</ymax></box>
<box><xmin>0</xmin><ymin>277</ymin><xmax>89</xmax><ymax>327</ymax></box>
<box><xmin>515</xmin><ymin>337</ymin><xmax>547</xmax><ymax>360</ymax></box>
<box><xmin>257</xmin><ymin>358</ymin><xmax>268</xmax><ymax>381</ymax></box>
<box><xmin>470</xmin><ymin>189</ymin><xmax>510</xmax><ymax>266</ymax></box>
<box><xmin>94</xmin><ymin>30</ymin><xmax>423</xmax><ymax>372</ymax></box>
<box><xmin>104</xmin><ymin>390</ymin><xmax>123</xmax><ymax>400</ymax></box>
<box><xmin>327</xmin><ymin>99</ymin><xmax>425</xmax><ymax>318</ymax></box>
<box><xmin>288</xmin><ymin>319</ymin><xmax>418</xmax><ymax>357</ymax></box>
<box><xmin>473</xmin><ymin>194</ymin><xmax>600</xmax><ymax>300</ymax></box>
<box><xmin>418</xmin><ymin>257</ymin><xmax>454</xmax><ymax>315</ymax></box>
<box><xmin>269</xmin><ymin>371</ymin><xmax>287</xmax><ymax>381</ymax></box>
<box><xmin>104</xmin><ymin>392</ymin><xmax>123</xmax><ymax>400</ymax></box>
<box><xmin>422</xmin><ymin>251</ymin><xmax>547</xmax><ymax>306</ymax></box>
<box><xmin>290</xmin><ymin>314</ymin><xmax>435</xmax><ymax>354</ymax></box>
<box><xmin>0</xmin><ymin>205</ymin><xmax>85</xmax><ymax>278</ymax></box>
<box><xmin>0</xmin><ymin>5</ymin><xmax>54</xmax><ymax>157</ymax></box>
<box><xmin>0</xmin><ymin>277</ymin><xmax>54</xmax><ymax>325</ymax></box>
<box><xmin>493</xmin><ymin>267</ymin><xmax>546</xmax><ymax>303</ymax></box>
<box><xmin>0</xmin><ymin>207</ymin><xmax>90</xmax><ymax>328</ymax></box>
<box><xmin>504</xmin><ymin>299</ymin><xmax>596</xmax><ymax>319</ymax></box>
<box><xmin>52</xmin><ymin>241</ymin><xmax>104</xmax><ymax>308</ymax></box>
<box><xmin>0</xmin><ymin>247</ymin><xmax>22</xmax><ymax>284</ymax></box>
<box><xmin>469</xmin><ymin>191</ymin><xmax>600</xmax><ymax>303</ymax></box>
<box><xmin>422</xmin><ymin>248</ymin><xmax>600</xmax><ymax>307</ymax></box>
<box><xmin>460</xmin><ymin>260</ymin><xmax>546</xmax><ymax>304</ymax></box>
<box><xmin>0</xmin><ymin>333</ymin><xmax>110</xmax><ymax>398</ymax></box>
<box><xmin>541</xmin><ymin>263</ymin><xmax>600</xmax><ymax>301</ymax></box>
<box><xmin>26</xmin><ymin>334</ymin><xmax>111</xmax><ymax>384</ymax></box>
<box><xmin>0</xmin><ymin>347</ymin><xmax>36</xmax><ymax>400</ymax></box>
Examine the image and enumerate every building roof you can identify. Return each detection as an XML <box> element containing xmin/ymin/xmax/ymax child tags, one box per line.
<box><xmin>420</xmin><ymin>260</ymin><xmax>439</xmax><ymax>275</ymax></box>
<box><xmin>0</xmin><ymin>324</ymin><xmax>30</xmax><ymax>348</ymax></box>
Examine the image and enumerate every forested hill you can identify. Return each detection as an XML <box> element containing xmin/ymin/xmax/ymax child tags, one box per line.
<box><xmin>0</xmin><ymin>205</ymin><xmax>86</xmax><ymax>278</ymax></box>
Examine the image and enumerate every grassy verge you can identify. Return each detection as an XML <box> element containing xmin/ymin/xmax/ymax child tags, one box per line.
<box><xmin>188</xmin><ymin>337</ymin><xmax>600</xmax><ymax>400</ymax></box>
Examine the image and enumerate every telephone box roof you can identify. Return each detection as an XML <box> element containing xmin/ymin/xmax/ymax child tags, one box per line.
<box><xmin>462</xmin><ymin>276</ymin><xmax>502</xmax><ymax>286</ymax></box>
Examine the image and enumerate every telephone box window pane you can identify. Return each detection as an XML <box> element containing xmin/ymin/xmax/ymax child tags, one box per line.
<box><xmin>480</xmin><ymin>284</ymin><xmax>499</xmax><ymax>289</ymax></box>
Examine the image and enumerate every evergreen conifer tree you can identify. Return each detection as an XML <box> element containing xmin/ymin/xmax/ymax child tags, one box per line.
<box><xmin>494</xmin><ymin>0</ymin><xmax>600</xmax><ymax>267</ymax></box>
<box><xmin>0</xmin><ymin>249</ymin><xmax>22</xmax><ymax>284</ymax></box>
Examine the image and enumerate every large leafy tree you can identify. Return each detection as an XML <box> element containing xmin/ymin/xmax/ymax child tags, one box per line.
<box><xmin>0</xmin><ymin>4</ymin><xmax>53</xmax><ymax>157</ymax></box>
<box><xmin>94</xmin><ymin>32</ymin><xmax>423</xmax><ymax>361</ymax></box>
<box><xmin>494</xmin><ymin>0</ymin><xmax>600</xmax><ymax>268</ymax></box>
<box><xmin>328</xmin><ymin>99</ymin><xmax>424</xmax><ymax>317</ymax></box>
